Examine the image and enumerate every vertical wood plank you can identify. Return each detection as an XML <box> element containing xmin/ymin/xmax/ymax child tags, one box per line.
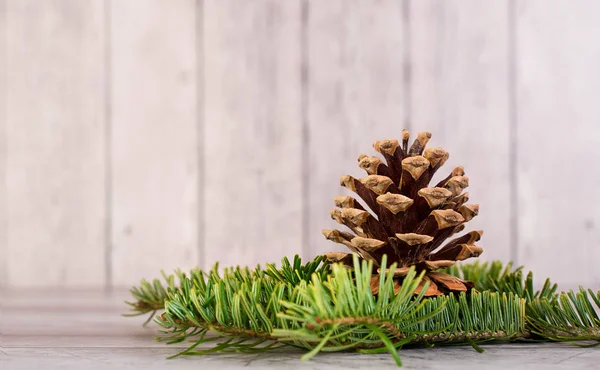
<box><xmin>0</xmin><ymin>0</ymin><xmax>7</xmax><ymax>288</ymax></box>
<box><xmin>410</xmin><ymin>1</ymin><xmax>512</xmax><ymax>263</ymax></box>
<box><xmin>5</xmin><ymin>0</ymin><xmax>107</xmax><ymax>286</ymax></box>
<box><xmin>516</xmin><ymin>1</ymin><xmax>600</xmax><ymax>285</ymax></box>
<box><xmin>110</xmin><ymin>0</ymin><xmax>199</xmax><ymax>286</ymax></box>
<box><xmin>306</xmin><ymin>0</ymin><xmax>406</xmax><ymax>258</ymax></box>
<box><xmin>203</xmin><ymin>0</ymin><xmax>303</xmax><ymax>268</ymax></box>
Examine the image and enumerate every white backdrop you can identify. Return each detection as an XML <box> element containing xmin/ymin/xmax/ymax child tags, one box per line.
<box><xmin>2</xmin><ymin>0</ymin><xmax>600</xmax><ymax>288</ymax></box>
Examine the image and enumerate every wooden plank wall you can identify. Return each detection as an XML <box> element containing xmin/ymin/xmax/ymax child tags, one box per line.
<box><xmin>5</xmin><ymin>0</ymin><xmax>107</xmax><ymax>287</ymax></box>
<box><xmin>306</xmin><ymin>0</ymin><xmax>406</xmax><ymax>258</ymax></box>
<box><xmin>203</xmin><ymin>0</ymin><xmax>303</xmax><ymax>269</ymax></box>
<box><xmin>409</xmin><ymin>1</ymin><xmax>512</xmax><ymax>264</ymax></box>
<box><xmin>515</xmin><ymin>0</ymin><xmax>600</xmax><ymax>286</ymax></box>
<box><xmin>109</xmin><ymin>0</ymin><xmax>200</xmax><ymax>286</ymax></box>
<box><xmin>2</xmin><ymin>0</ymin><xmax>599</xmax><ymax>288</ymax></box>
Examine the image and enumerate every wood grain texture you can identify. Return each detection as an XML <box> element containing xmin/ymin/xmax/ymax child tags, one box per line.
<box><xmin>409</xmin><ymin>1</ymin><xmax>512</xmax><ymax>263</ymax></box>
<box><xmin>109</xmin><ymin>0</ymin><xmax>200</xmax><ymax>286</ymax></box>
<box><xmin>5</xmin><ymin>1</ymin><xmax>600</xmax><ymax>289</ymax></box>
<box><xmin>3</xmin><ymin>292</ymin><xmax>600</xmax><ymax>369</ymax></box>
<box><xmin>5</xmin><ymin>345</ymin><xmax>600</xmax><ymax>370</ymax></box>
<box><xmin>5</xmin><ymin>0</ymin><xmax>107</xmax><ymax>287</ymax></box>
<box><xmin>515</xmin><ymin>1</ymin><xmax>600</xmax><ymax>285</ymax></box>
<box><xmin>203</xmin><ymin>0</ymin><xmax>303</xmax><ymax>269</ymax></box>
<box><xmin>305</xmin><ymin>0</ymin><xmax>406</xmax><ymax>259</ymax></box>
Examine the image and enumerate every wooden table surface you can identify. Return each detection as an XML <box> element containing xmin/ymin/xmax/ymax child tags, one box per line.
<box><xmin>2</xmin><ymin>289</ymin><xmax>600</xmax><ymax>369</ymax></box>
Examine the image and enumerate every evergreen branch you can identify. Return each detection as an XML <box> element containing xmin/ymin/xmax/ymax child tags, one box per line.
<box><xmin>128</xmin><ymin>255</ymin><xmax>526</xmax><ymax>365</ymax></box>
<box><xmin>124</xmin><ymin>271</ymin><xmax>176</xmax><ymax>324</ymax></box>
<box><xmin>445</xmin><ymin>260</ymin><xmax>557</xmax><ymax>301</ymax></box>
<box><xmin>444</xmin><ymin>260</ymin><xmax>513</xmax><ymax>291</ymax></box>
<box><xmin>273</xmin><ymin>256</ymin><xmax>525</xmax><ymax>360</ymax></box>
<box><xmin>126</xmin><ymin>255</ymin><xmax>600</xmax><ymax>366</ymax></box>
<box><xmin>527</xmin><ymin>288</ymin><xmax>600</xmax><ymax>343</ymax></box>
<box><xmin>124</xmin><ymin>255</ymin><xmax>330</xmax><ymax>323</ymax></box>
<box><xmin>447</xmin><ymin>261</ymin><xmax>600</xmax><ymax>344</ymax></box>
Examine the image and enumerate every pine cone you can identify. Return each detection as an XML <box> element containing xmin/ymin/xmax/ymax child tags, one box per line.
<box><xmin>322</xmin><ymin>130</ymin><xmax>483</xmax><ymax>296</ymax></box>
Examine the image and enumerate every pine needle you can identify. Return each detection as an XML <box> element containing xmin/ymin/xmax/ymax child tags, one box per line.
<box><xmin>125</xmin><ymin>255</ymin><xmax>600</xmax><ymax>367</ymax></box>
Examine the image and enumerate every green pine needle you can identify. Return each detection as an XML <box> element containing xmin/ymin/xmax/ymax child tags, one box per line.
<box><xmin>125</xmin><ymin>255</ymin><xmax>600</xmax><ymax>366</ymax></box>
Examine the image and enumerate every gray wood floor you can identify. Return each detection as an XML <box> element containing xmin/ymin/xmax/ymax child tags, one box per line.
<box><xmin>2</xmin><ymin>290</ymin><xmax>600</xmax><ymax>369</ymax></box>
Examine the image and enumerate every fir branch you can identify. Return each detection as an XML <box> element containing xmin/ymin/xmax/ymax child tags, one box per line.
<box><xmin>446</xmin><ymin>260</ymin><xmax>600</xmax><ymax>344</ymax></box>
<box><xmin>445</xmin><ymin>260</ymin><xmax>557</xmax><ymax>301</ymax></box>
<box><xmin>124</xmin><ymin>271</ymin><xmax>176</xmax><ymax>324</ymax></box>
<box><xmin>128</xmin><ymin>255</ymin><xmax>526</xmax><ymax>365</ymax></box>
<box><xmin>273</xmin><ymin>257</ymin><xmax>525</xmax><ymax>362</ymax></box>
<box><xmin>124</xmin><ymin>255</ymin><xmax>330</xmax><ymax>324</ymax></box>
<box><xmin>444</xmin><ymin>260</ymin><xmax>513</xmax><ymax>291</ymax></box>
<box><xmin>126</xmin><ymin>255</ymin><xmax>600</xmax><ymax>366</ymax></box>
<box><xmin>527</xmin><ymin>288</ymin><xmax>600</xmax><ymax>343</ymax></box>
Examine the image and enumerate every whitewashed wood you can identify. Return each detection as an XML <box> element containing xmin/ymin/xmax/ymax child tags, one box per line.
<box><xmin>2</xmin><ymin>290</ymin><xmax>162</xmax><ymax>343</ymax></box>
<box><xmin>110</xmin><ymin>0</ymin><xmax>200</xmax><ymax>286</ymax></box>
<box><xmin>5</xmin><ymin>0</ymin><xmax>107</xmax><ymax>287</ymax></box>
<box><xmin>306</xmin><ymin>0</ymin><xmax>406</xmax><ymax>259</ymax></box>
<box><xmin>409</xmin><ymin>1</ymin><xmax>512</xmax><ymax>263</ymax></box>
<box><xmin>5</xmin><ymin>345</ymin><xmax>600</xmax><ymax>370</ymax></box>
<box><xmin>516</xmin><ymin>1</ymin><xmax>600</xmax><ymax>286</ymax></box>
<box><xmin>0</xmin><ymin>0</ymin><xmax>7</xmax><ymax>289</ymax></box>
<box><xmin>4</xmin><ymin>291</ymin><xmax>129</xmax><ymax>312</ymax></box>
<box><xmin>5</xmin><ymin>1</ymin><xmax>600</xmax><ymax>289</ymax></box>
<box><xmin>203</xmin><ymin>0</ymin><xmax>303</xmax><ymax>269</ymax></box>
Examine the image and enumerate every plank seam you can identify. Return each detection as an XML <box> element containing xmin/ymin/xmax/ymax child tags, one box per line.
<box><xmin>103</xmin><ymin>0</ymin><xmax>114</xmax><ymax>291</ymax></box>
<box><xmin>300</xmin><ymin>0</ymin><xmax>310</xmax><ymax>259</ymax></box>
<box><xmin>196</xmin><ymin>0</ymin><xmax>206</xmax><ymax>269</ymax></box>
<box><xmin>508</xmin><ymin>0</ymin><xmax>519</xmax><ymax>265</ymax></box>
<box><xmin>402</xmin><ymin>0</ymin><xmax>412</xmax><ymax>132</ymax></box>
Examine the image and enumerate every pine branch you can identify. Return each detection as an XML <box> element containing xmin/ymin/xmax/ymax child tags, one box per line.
<box><xmin>126</xmin><ymin>255</ymin><xmax>600</xmax><ymax>366</ymax></box>
<box><xmin>444</xmin><ymin>260</ymin><xmax>557</xmax><ymax>301</ymax></box>
<box><xmin>527</xmin><ymin>288</ymin><xmax>600</xmax><ymax>344</ymax></box>
<box><xmin>124</xmin><ymin>271</ymin><xmax>176</xmax><ymax>324</ymax></box>
<box><xmin>446</xmin><ymin>260</ymin><xmax>600</xmax><ymax>344</ymax></box>
<box><xmin>124</xmin><ymin>255</ymin><xmax>330</xmax><ymax>322</ymax></box>
<box><xmin>127</xmin><ymin>255</ymin><xmax>527</xmax><ymax>366</ymax></box>
<box><xmin>272</xmin><ymin>256</ymin><xmax>525</xmax><ymax>365</ymax></box>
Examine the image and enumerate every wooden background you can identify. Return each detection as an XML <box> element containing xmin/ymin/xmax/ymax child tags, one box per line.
<box><xmin>2</xmin><ymin>0</ymin><xmax>599</xmax><ymax>289</ymax></box>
